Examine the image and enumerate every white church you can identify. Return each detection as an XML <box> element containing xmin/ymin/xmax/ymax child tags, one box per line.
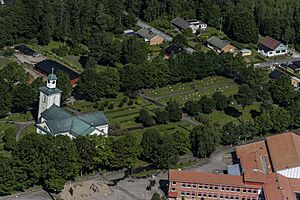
<box><xmin>36</xmin><ymin>71</ymin><xmax>109</xmax><ymax>138</ymax></box>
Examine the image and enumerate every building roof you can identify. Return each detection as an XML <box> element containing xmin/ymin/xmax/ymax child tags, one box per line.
<box><xmin>259</xmin><ymin>36</ymin><xmax>282</xmax><ymax>51</ymax></box>
<box><xmin>269</xmin><ymin>69</ymin><xmax>285</xmax><ymax>80</ymax></box>
<box><xmin>266</xmin><ymin>132</ymin><xmax>300</xmax><ymax>171</ymax></box>
<box><xmin>48</xmin><ymin>73</ymin><xmax>57</xmax><ymax>81</ymax></box>
<box><xmin>288</xmin><ymin>64</ymin><xmax>300</xmax><ymax>70</ymax></box>
<box><xmin>136</xmin><ymin>28</ymin><xmax>158</xmax><ymax>40</ymax></box>
<box><xmin>207</xmin><ymin>36</ymin><xmax>231</xmax><ymax>50</ymax></box>
<box><xmin>169</xmin><ymin>170</ymin><xmax>261</xmax><ymax>188</ymax></box>
<box><xmin>293</xmin><ymin>60</ymin><xmax>300</xmax><ymax>67</ymax></box>
<box><xmin>164</xmin><ymin>43</ymin><xmax>182</xmax><ymax>55</ymax></box>
<box><xmin>39</xmin><ymin>86</ymin><xmax>62</xmax><ymax>96</ymax></box>
<box><xmin>41</xmin><ymin>104</ymin><xmax>72</xmax><ymax>120</ymax></box>
<box><xmin>263</xmin><ymin>173</ymin><xmax>295</xmax><ymax>200</ymax></box>
<box><xmin>39</xmin><ymin>105</ymin><xmax>108</xmax><ymax>136</ymax></box>
<box><xmin>15</xmin><ymin>45</ymin><xmax>37</xmax><ymax>56</ymax></box>
<box><xmin>171</xmin><ymin>18</ymin><xmax>191</xmax><ymax>30</ymax></box>
<box><xmin>240</xmin><ymin>49</ymin><xmax>252</xmax><ymax>53</ymax></box>
<box><xmin>227</xmin><ymin>164</ymin><xmax>242</xmax><ymax>176</ymax></box>
<box><xmin>35</xmin><ymin>60</ymin><xmax>80</xmax><ymax>80</ymax></box>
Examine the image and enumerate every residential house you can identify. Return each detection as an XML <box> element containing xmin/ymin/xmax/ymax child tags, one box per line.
<box><xmin>171</xmin><ymin>18</ymin><xmax>207</xmax><ymax>34</ymax></box>
<box><xmin>240</xmin><ymin>49</ymin><xmax>252</xmax><ymax>57</ymax></box>
<box><xmin>136</xmin><ymin>28</ymin><xmax>164</xmax><ymax>45</ymax></box>
<box><xmin>258</xmin><ymin>36</ymin><xmax>288</xmax><ymax>57</ymax></box>
<box><xmin>206</xmin><ymin>36</ymin><xmax>237</xmax><ymax>54</ymax></box>
<box><xmin>36</xmin><ymin>72</ymin><xmax>109</xmax><ymax>138</ymax></box>
<box><xmin>269</xmin><ymin>69</ymin><xmax>285</xmax><ymax>80</ymax></box>
<box><xmin>164</xmin><ymin>43</ymin><xmax>182</xmax><ymax>59</ymax></box>
<box><xmin>35</xmin><ymin>59</ymin><xmax>80</xmax><ymax>86</ymax></box>
<box><xmin>168</xmin><ymin>132</ymin><xmax>300</xmax><ymax>200</ymax></box>
<box><xmin>291</xmin><ymin>77</ymin><xmax>300</xmax><ymax>88</ymax></box>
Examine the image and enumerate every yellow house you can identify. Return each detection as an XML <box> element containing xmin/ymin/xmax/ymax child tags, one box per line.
<box><xmin>136</xmin><ymin>28</ymin><xmax>164</xmax><ymax>46</ymax></box>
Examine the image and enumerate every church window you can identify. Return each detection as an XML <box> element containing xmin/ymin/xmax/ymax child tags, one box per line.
<box><xmin>42</xmin><ymin>95</ymin><xmax>46</xmax><ymax>103</ymax></box>
<box><xmin>52</xmin><ymin>81</ymin><xmax>55</xmax><ymax>84</ymax></box>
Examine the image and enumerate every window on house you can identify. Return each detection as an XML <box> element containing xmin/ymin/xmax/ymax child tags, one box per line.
<box><xmin>182</xmin><ymin>184</ymin><xmax>186</xmax><ymax>188</ymax></box>
<box><xmin>186</xmin><ymin>192</ymin><xmax>191</xmax><ymax>196</ymax></box>
<box><xmin>192</xmin><ymin>185</ymin><xmax>197</xmax><ymax>188</ymax></box>
<box><xmin>198</xmin><ymin>193</ymin><xmax>202</xmax><ymax>197</ymax></box>
<box><xmin>192</xmin><ymin>193</ymin><xmax>196</xmax><ymax>197</ymax></box>
<box><xmin>171</xmin><ymin>188</ymin><xmax>176</xmax><ymax>191</ymax></box>
<box><xmin>172</xmin><ymin>181</ymin><xmax>176</xmax><ymax>185</ymax></box>
<box><xmin>199</xmin><ymin>185</ymin><xmax>203</xmax><ymax>189</ymax></box>
<box><xmin>230</xmin><ymin>196</ymin><xmax>234</xmax><ymax>199</ymax></box>
<box><xmin>235</xmin><ymin>197</ymin><xmax>239</xmax><ymax>200</ymax></box>
<box><xmin>231</xmin><ymin>188</ymin><xmax>235</xmax><ymax>192</ymax></box>
<box><xmin>276</xmin><ymin>50</ymin><xmax>280</xmax><ymax>53</ymax></box>
<box><xmin>220</xmin><ymin>196</ymin><xmax>224</xmax><ymax>199</ymax></box>
<box><xmin>253</xmin><ymin>190</ymin><xmax>257</xmax><ymax>194</ymax></box>
<box><xmin>209</xmin><ymin>186</ymin><xmax>213</xmax><ymax>190</ymax></box>
<box><xmin>243</xmin><ymin>189</ymin><xmax>247</xmax><ymax>193</ymax></box>
<box><xmin>269</xmin><ymin>51</ymin><xmax>273</xmax><ymax>54</ymax></box>
<box><xmin>226</xmin><ymin>188</ymin><xmax>230</xmax><ymax>191</ymax></box>
<box><xmin>221</xmin><ymin>187</ymin><xmax>225</xmax><ymax>191</ymax></box>
<box><xmin>181</xmin><ymin>192</ymin><xmax>185</xmax><ymax>196</ymax></box>
<box><xmin>282</xmin><ymin>50</ymin><xmax>286</xmax><ymax>53</ymax></box>
<box><xmin>187</xmin><ymin>184</ymin><xmax>191</xmax><ymax>188</ymax></box>
<box><xmin>214</xmin><ymin>187</ymin><xmax>219</xmax><ymax>190</ymax></box>
<box><xmin>208</xmin><ymin>194</ymin><xmax>212</xmax><ymax>198</ymax></box>
<box><xmin>204</xmin><ymin>186</ymin><xmax>208</xmax><ymax>189</ymax></box>
<box><xmin>237</xmin><ymin>188</ymin><xmax>241</xmax><ymax>192</ymax></box>
<box><xmin>213</xmin><ymin>195</ymin><xmax>218</xmax><ymax>198</ymax></box>
<box><xmin>247</xmin><ymin>190</ymin><xmax>252</xmax><ymax>193</ymax></box>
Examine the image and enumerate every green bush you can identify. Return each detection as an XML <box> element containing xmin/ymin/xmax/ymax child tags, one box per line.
<box><xmin>118</xmin><ymin>101</ymin><xmax>124</xmax><ymax>108</ymax></box>
<box><xmin>127</xmin><ymin>99</ymin><xmax>134</xmax><ymax>106</ymax></box>
<box><xmin>52</xmin><ymin>45</ymin><xmax>68</xmax><ymax>57</ymax></box>
<box><xmin>108</xmin><ymin>103</ymin><xmax>114</xmax><ymax>109</ymax></box>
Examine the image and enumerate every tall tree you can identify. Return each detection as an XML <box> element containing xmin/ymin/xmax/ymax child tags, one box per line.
<box><xmin>57</xmin><ymin>71</ymin><xmax>72</xmax><ymax>102</ymax></box>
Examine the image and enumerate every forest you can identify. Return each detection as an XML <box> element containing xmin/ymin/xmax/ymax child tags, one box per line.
<box><xmin>1</xmin><ymin>0</ymin><xmax>300</xmax><ymax>50</ymax></box>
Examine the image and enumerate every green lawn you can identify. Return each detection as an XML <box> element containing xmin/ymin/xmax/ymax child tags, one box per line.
<box><xmin>0</xmin><ymin>57</ymin><xmax>14</xmax><ymax>69</ymax></box>
<box><xmin>199</xmin><ymin>27</ymin><xmax>227</xmax><ymax>41</ymax></box>
<box><xmin>27</xmin><ymin>41</ymin><xmax>84</xmax><ymax>72</ymax></box>
<box><xmin>1</xmin><ymin>112</ymin><xmax>33</xmax><ymax>122</ymax></box>
<box><xmin>201</xmin><ymin>103</ymin><xmax>261</xmax><ymax>126</ymax></box>
<box><xmin>19</xmin><ymin>124</ymin><xmax>36</xmax><ymax>140</ymax></box>
<box><xmin>0</xmin><ymin>122</ymin><xmax>17</xmax><ymax>157</ymax></box>
<box><xmin>142</xmin><ymin>76</ymin><xmax>239</xmax><ymax>105</ymax></box>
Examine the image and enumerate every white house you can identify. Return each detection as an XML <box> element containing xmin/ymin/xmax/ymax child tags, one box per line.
<box><xmin>171</xmin><ymin>18</ymin><xmax>207</xmax><ymax>34</ymax></box>
<box><xmin>258</xmin><ymin>36</ymin><xmax>288</xmax><ymax>57</ymax></box>
<box><xmin>36</xmin><ymin>71</ymin><xmax>109</xmax><ymax>138</ymax></box>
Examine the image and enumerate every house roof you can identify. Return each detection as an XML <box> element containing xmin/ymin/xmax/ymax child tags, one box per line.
<box><xmin>171</xmin><ymin>18</ymin><xmax>190</xmax><ymax>29</ymax></box>
<box><xmin>164</xmin><ymin>43</ymin><xmax>182</xmax><ymax>55</ymax></box>
<box><xmin>39</xmin><ymin>105</ymin><xmax>108</xmax><ymax>136</ymax></box>
<box><xmin>136</xmin><ymin>28</ymin><xmax>158</xmax><ymax>40</ymax></box>
<box><xmin>293</xmin><ymin>60</ymin><xmax>300</xmax><ymax>67</ymax></box>
<box><xmin>269</xmin><ymin>69</ymin><xmax>285</xmax><ymax>80</ymax></box>
<box><xmin>207</xmin><ymin>36</ymin><xmax>231</xmax><ymax>50</ymax></box>
<box><xmin>288</xmin><ymin>64</ymin><xmax>300</xmax><ymax>70</ymax></box>
<box><xmin>266</xmin><ymin>132</ymin><xmax>300</xmax><ymax>171</ymax></box>
<box><xmin>260</xmin><ymin>36</ymin><xmax>282</xmax><ymax>51</ymax></box>
<box><xmin>240</xmin><ymin>49</ymin><xmax>252</xmax><ymax>53</ymax></box>
<box><xmin>169</xmin><ymin>170</ymin><xmax>261</xmax><ymax>188</ymax></box>
<box><xmin>35</xmin><ymin>60</ymin><xmax>80</xmax><ymax>80</ymax></box>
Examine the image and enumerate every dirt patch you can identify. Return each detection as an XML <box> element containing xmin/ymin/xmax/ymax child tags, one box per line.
<box><xmin>59</xmin><ymin>180</ymin><xmax>112</xmax><ymax>200</ymax></box>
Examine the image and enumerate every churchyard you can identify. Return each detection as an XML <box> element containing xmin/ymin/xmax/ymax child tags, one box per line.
<box><xmin>0</xmin><ymin>122</ymin><xmax>17</xmax><ymax>157</ymax></box>
<box><xmin>142</xmin><ymin>76</ymin><xmax>239</xmax><ymax>105</ymax></box>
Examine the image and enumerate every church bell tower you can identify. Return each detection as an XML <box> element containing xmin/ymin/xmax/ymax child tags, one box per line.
<box><xmin>37</xmin><ymin>68</ymin><xmax>62</xmax><ymax>121</ymax></box>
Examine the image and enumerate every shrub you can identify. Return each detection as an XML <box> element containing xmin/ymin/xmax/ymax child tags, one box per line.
<box><xmin>122</xmin><ymin>97</ymin><xmax>128</xmax><ymax>103</ymax></box>
<box><xmin>118</xmin><ymin>101</ymin><xmax>124</xmax><ymax>108</ymax></box>
<box><xmin>127</xmin><ymin>99</ymin><xmax>134</xmax><ymax>106</ymax></box>
<box><xmin>108</xmin><ymin>103</ymin><xmax>114</xmax><ymax>110</ymax></box>
<box><xmin>103</xmin><ymin>101</ymin><xmax>109</xmax><ymax>107</ymax></box>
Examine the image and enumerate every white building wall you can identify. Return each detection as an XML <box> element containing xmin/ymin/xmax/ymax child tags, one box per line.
<box><xmin>95</xmin><ymin>124</ymin><xmax>109</xmax><ymax>137</ymax></box>
<box><xmin>278</xmin><ymin>167</ymin><xmax>300</xmax><ymax>178</ymax></box>
<box><xmin>37</xmin><ymin>92</ymin><xmax>61</xmax><ymax>120</ymax></box>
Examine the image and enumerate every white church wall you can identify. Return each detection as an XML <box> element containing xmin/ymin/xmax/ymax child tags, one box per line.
<box><xmin>95</xmin><ymin>124</ymin><xmax>109</xmax><ymax>136</ymax></box>
<box><xmin>36</xmin><ymin>122</ymin><xmax>49</xmax><ymax>135</ymax></box>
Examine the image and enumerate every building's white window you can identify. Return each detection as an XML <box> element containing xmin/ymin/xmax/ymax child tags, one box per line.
<box><xmin>172</xmin><ymin>181</ymin><xmax>176</xmax><ymax>185</ymax></box>
<box><xmin>182</xmin><ymin>184</ymin><xmax>186</xmax><ymax>188</ymax></box>
<box><xmin>187</xmin><ymin>184</ymin><xmax>191</xmax><ymax>188</ymax></box>
<box><xmin>42</xmin><ymin>95</ymin><xmax>46</xmax><ymax>103</ymax></box>
<box><xmin>171</xmin><ymin>188</ymin><xmax>175</xmax><ymax>191</ymax></box>
<box><xmin>181</xmin><ymin>192</ymin><xmax>185</xmax><ymax>196</ymax></box>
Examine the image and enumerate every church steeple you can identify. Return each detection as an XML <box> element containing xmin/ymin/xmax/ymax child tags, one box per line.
<box><xmin>47</xmin><ymin>68</ymin><xmax>57</xmax><ymax>89</ymax></box>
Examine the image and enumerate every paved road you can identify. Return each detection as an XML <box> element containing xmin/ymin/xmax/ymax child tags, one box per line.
<box><xmin>186</xmin><ymin>146</ymin><xmax>235</xmax><ymax>173</ymax></box>
<box><xmin>136</xmin><ymin>21</ymin><xmax>173</xmax><ymax>42</ymax></box>
<box><xmin>255</xmin><ymin>57</ymin><xmax>300</xmax><ymax>68</ymax></box>
<box><xmin>15</xmin><ymin>121</ymin><xmax>35</xmax><ymax>140</ymax></box>
<box><xmin>1</xmin><ymin>190</ymin><xmax>52</xmax><ymax>200</ymax></box>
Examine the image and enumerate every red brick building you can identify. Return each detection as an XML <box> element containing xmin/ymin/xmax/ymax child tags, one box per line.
<box><xmin>168</xmin><ymin>132</ymin><xmax>300</xmax><ymax>200</ymax></box>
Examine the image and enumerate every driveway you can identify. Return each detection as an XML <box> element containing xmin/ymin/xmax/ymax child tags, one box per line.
<box><xmin>136</xmin><ymin>21</ymin><xmax>173</xmax><ymax>42</ymax></box>
<box><xmin>1</xmin><ymin>190</ymin><xmax>52</xmax><ymax>200</ymax></box>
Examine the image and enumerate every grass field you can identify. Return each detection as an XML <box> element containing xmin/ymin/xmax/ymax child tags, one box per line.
<box><xmin>1</xmin><ymin>111</ymin><xmax>33</xmax><ymax>122</ymax></box>
<box><xmin>0</xmin><ymin>57</ymin><xmax>15</xmax><ymax>69</ymax></box>
<box><xmin>28</xmin><ymin>41</ymin><xmax>83</xmax><ymax>72</ymax></box>
<box><xmin>142</xmin><ymin>76</ymin><xmax>239</xmax><ymax>105</ymax></box>
<box><xmin>201</xmin><ymin>103</ymin><xmax>261</xmax><ymax>126</ymax></box>
<box><xmin>0</xmin><ymin>122</ymin><xmax>17</xmax><ymax>157</ymax></box>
